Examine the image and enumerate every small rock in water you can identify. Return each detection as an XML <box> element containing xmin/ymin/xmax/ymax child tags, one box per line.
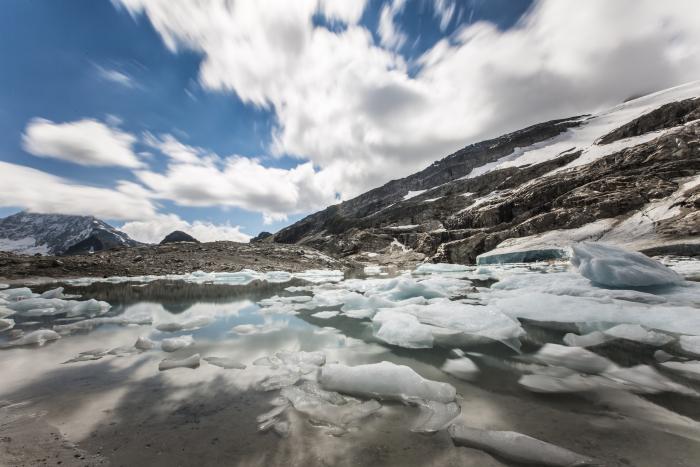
<box><xmin>203</xmin><ymin>356</ymin><xmax>246</xmax><ymax>369</ymax></box>
<box><xmin>448</xmin><ymin>423</ymin><xmax>599</xmax><ymax>466</ymax></box>
<box><xmin>159</xmin><ymin>354</ymin><xmax>200</xmax><ymax>371</ymax></box>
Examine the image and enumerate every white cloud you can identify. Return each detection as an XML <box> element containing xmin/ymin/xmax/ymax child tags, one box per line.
<box><xmin>433</xmin><ymin>0</ymin><xmax>456</xmax><ymax>31</ymax></box>
<box><xmin>120</xmin><ymin>214</ymin><xmax>251</xmax><ymax>243</ymax></box>
<box><xmin>96</xmin><ymin>65</ymin><xmax>135</xmax><ymax>87</ymax></box>
<box><xmin>117</xmin><ymin>0</ymin><xmax>700</xmax><ymax>204</ymax></box>
<box><xmin>22</xmin><ymin>118</ymin><xmax>143</xmax><ymax>168</ymax></box>
<box><xmin>378</xmin><ymin>0</ymin><xmax>407</xmax><ymax>50</ymax></box>
<box><xmin>318</xmin><ymin>0</ymin><xmax>367</xmax><ymax>24</ymax></box>
<box><xmin>135</xmin><ymin>144</ymin><xmax>338</xmax><ymax>223</ymax></box>
<box><xmin>0</xmin><ymin>161</ymin><xmax>156</xmax><ymax>220</ymax></box>
<box><xmin>143</xmin><ymin>132</ymin><xmax>217</xmax><ymax>165</ymax></box>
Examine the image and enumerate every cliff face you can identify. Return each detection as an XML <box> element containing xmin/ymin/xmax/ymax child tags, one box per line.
<box><xmin>273</xmin><ymin>82</ymin><xmax>700</xmax><ymax>264</ymax></box>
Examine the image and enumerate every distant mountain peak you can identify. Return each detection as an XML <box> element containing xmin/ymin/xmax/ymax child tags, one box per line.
<box><xmin>0</xmin><ymin>211</ymin><xmax>142</xmax><ymax>255</ymax></box>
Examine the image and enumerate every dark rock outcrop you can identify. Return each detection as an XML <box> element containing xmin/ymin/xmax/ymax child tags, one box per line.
<box><xmin>160</xmin><ymin>231</ymin><xmax>199</xmax><ymax>244</ymax></box>
<box><xmin>250</xmin><ymin>231</ymin><xmax>273</xmax><ymax>243</ymax></box>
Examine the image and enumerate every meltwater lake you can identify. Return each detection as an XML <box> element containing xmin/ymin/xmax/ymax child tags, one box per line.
<box><xmin>2</xmin><ymin>247</ymin><xmax>700</xmax><ymax>467</ymax></box>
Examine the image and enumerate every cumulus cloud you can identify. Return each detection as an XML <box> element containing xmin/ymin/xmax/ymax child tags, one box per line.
<box><xmin>0</xmin><ymin>161</ymin><xmax>156</xmax><ymax>220</ymax></box>
<box><xmin>22</xmin><ymin>118</ymin><xmax>142</xmax><ymax>168</ymax></box>
<box><xmin>120</xmin><ymin>214</ymin><xmax>250</xmax><ymax>244</ymax></box>
<box><xmin>114</xmin><ymin>0</ymin><xmax>700</xmax><ymax>205</ymax></box>
<box><xmin>135</xmin><ymin>137</ymin><xmax>338</xmax><ymax>223</ymax></box>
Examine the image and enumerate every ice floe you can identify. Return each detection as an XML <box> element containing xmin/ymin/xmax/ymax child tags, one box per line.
<box><xmin>448</xmin><ymin>424</ymin><xmax>598</xmax><ymax>467</ymax></box>
<box><xmin>134</xmin><ymin>336</ymin><xmax>155</xmax><ymax>350</ymax></box>
<box><xmin>159</xmin><ymin>353</ymin><xmax>200</xmax><ymax>371</ymax></box>
<box><xmin>571</xmin><ymin>242</ymin><xmax>684</xmax><ymax>287</ymax></box>
<box><xmin>203</xmin><ymin>356</ymin><xmax>246</xmax><ymax>369</ymax></box>
<box><xmin>372</xmin><ymin>310</ymin><xmax>434</xmax><ymax>348</ymax></box>
<box><xmin>441</xmin><ymin>355</ymin><xmax>479</xmax><ymax>381</ymax></box>
<box><xmin>160</xmin><ymin>335</ymin><xmax>194</xmax><ymax>352</ymax></box>
<box><xmin>320</xmin><ymin>362</ymin><xmax>456</xmax><ymax>403</ymax></box>
<box><xmin>1</xmin><ymin>329</ymin><xmax>60</xmax><ymax>347</ymax></box>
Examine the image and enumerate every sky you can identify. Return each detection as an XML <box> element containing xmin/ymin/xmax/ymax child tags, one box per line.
<box><xmin>1</xmin><ymin>0</ymin><xmax>699</xmax><ymax>244</ymax></box>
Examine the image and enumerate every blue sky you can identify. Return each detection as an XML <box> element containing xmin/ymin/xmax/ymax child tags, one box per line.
<box><xmin>1</xmin><ymin>0</ymin><xmax>697</xmax><ymax>243</ymax></box>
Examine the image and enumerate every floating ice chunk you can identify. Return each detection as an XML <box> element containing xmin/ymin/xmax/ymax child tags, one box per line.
<box><xmin>448</xmin><ymin>424</ymin><xmax>598</xmax><ymax>467</ymax></box>
<box><xmin>68</xmin><ymin>299</ymin><xmax>111</xmax><ymax>317</ymax></box>
<box><xmin>203</xmin><ymin>356</ymin><xmax>246</xmax><ymax>369</ymax></box>
<box><xmin>398</xmin><ymin>301</ymin><xmax>524</xmax><ymax>343</ymax></box>
<box><xmin>257</xmin><ymin>370</ymin><xmax>301</xmax><ymax>391</ymax></box>
<box><xmin>272</xmin><ymin>421</ymin><xmax>290</xmax><ymax>437</ymax></box>
<box><xmin>603</xmin><ymin>365</ymin><xmax>696</xmax><ymax>395</ymax></box>
<box><xmin>571</xmin><ymin>242</ymin><xmax>683</xmax><ymax>287</ymax></box>
<box><xmin>257</xmin><ymin>403</ymin><xmax>289</xmax><ymax>424</ymax></box>
<box><xmin>281</xmin><ymin>385</ymin><xmax>381</xmax><ymax>431</ymax></box>
<box><xmin>294</xmin><ymin>270</ymin><xmax>344</xmax><ymax>283</ymax></box>
<box><xmin>519</xmin><ymin>372</ymin><xmax>619</xmax><ymax>394</ymax></box>
<box><xmin>231</xmin><ymin>321</ymin><xmax>286</xmax><ymax>335</ymax></box>
<box><xmin>603</xmin><ymin>324</ymin><xmax>674</xmax><ymax>346</ymax></box>
<box><xmin>372</xmin><ymin>310</ymin><xmax>434</xmax><ymax>349</ymax></box>
<box><xmin>54</xmin><ymin>316</ymin><xmax>152</xmax><ymax>334</ymax></box>
<box><xmin>311</xmin><ymin>311</ymin><xmax>339</xmax><ymax>319</ymax></box>
<box><xmin>363</xmin><ymin>265</ymin><xmax>382</xmax><ymax>275</ymax></box>
<box><xmin>534</xmin><ymin>344</ymin><xmax>617</xmax><ymax>374</ymax></box>
<box><xmin>298</xmin><ymin>381</ymin><xmax>347</xmax><ymax>405</ymax></box>
<box><xmin>1</xmin><ymin>287</ymin><xmax>34</xmax><ymax>301</ymax></box>
<box><xmin>277</xmin><ymin>350</ymin><xmax>326</xmax><ymax>368</ymax></box>
<box><xmin>160</xmin><ymin>335</ymin><xmax>194</xmax><ymax>352</ymax></box>
<box><xmin>63</xmin><ymin>348</ymin><xmax>108</xmax><ymax>363</ymax></box>
<box><xmin>562</xmin><ymin>331</ymin><xmax>609</xmax><ymax>347</ymax></box>
<box><xmin>39</xmin><ymin>287</ymin><xmax>64</xmax><ymax>299</ymax></box>
<box><xmin>134</xmin><ymin>336</ymin><xmax>155</xmax><ymax>350</ymax></box>
<box><xmin>414</xmin><ymin>263</ymin><xmax>472</xmax><ymax>274</ymax></box>
<box><xmin>159</xmin><ymin>353</ymin><xmax>200</xmax><ymax>371</ymax></box>
<box><xmin>0</xmin><ymin>283</ymin><xmax>8</xmax><ymax>289</ymax></box>
<box><xmin>1</xmin><ymin>329</ymin><xmax>60</xmax><ymax>347</ymax></box>
<box><xmin>654</xmin><ymin>350</ymin><xmax>674</xmax><ymax>362</ymax></box>
<box><xmin>679</xmin><ymin>335</ymin><xmax>700</xmax><ymax>355</ymax></box>
<box><xmin>0</xmin><ymin>318</ymin><xmax>15</xmax><ymax>332</ymax></box>
<box><xmin>412</xmin><ymin>401</ymin><xmax>461</xmax><ymax>432</ymax></box>
<box><xmin>441</xmin><ymin>356</ymin><xmax>479</xmax><ymax>381</ymax></box>
<box><xmin>156</xmin><ymin>316</ymin><xmax>213</xmax><ymax>333</ymax></box>
<box><xmin>660</xmin><ymin>361</ymin><xmax>700</xmax><ymax>380</ymax></box>
<box><xmin>320</xmin><ymin>362</ymin><xmax>456</xmax><ymax>403</ymax></box>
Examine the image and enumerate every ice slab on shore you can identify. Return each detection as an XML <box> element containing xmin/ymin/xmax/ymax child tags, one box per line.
<box><xmin>320</xmin><ymin>361</ymin><xmax>456</xmax><ymax>403</ymax></box>
<box><xmin>448</xmin><ymin>424</ymin><xmax>598</xmax><ymax>466</ymax></box>
<box><xmin>159</xmin><ymin>353</ymin><xmax>200</xmax><ymax>371</ymax></box>
<box><xmin>160</xmin><ymin>335</ymin><xmax>194</xmax><ymax>352</ymax></box>
<box><xmin>571</xmin><ymin>242</ymin><xmax>683</xmax><ymax>287</ymax></box>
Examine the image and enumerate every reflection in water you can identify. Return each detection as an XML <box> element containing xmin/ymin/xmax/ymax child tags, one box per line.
<box><xmin>1</xmin><ymin>270</ymin><xmax>700</xmax><ymax>467</ymax></box>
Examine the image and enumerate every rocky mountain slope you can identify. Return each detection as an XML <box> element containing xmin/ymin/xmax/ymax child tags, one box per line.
<box><xmin>273</xmin><ymin>81</ymin><xmax>700</xmax><ymax>264</ymax></box>
<box><xmin>0</xmin><ymin>212</ymin><xmax>142</xmax><ymax>255</ymax></box>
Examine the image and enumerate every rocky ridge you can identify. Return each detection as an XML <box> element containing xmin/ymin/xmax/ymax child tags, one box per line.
<box><xmin>272</xmin><ymin>82</ymin><xmax>700</xmax><ymax>265</ymax></box>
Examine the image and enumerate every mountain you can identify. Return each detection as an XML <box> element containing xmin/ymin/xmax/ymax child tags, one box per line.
<box><xmin>273</xmin><ymin>81</ymin><xmax>700</xmax><ymax>264</ymax></box>
<box><xmin>160</xmin><ymin>230</ymin><xmax>199</xmax><ymax>244</ymax></box>
<box><xmin>0</xmin><ymin>212</ymin><xmax>143</xmax><ymax>255</ymax></box>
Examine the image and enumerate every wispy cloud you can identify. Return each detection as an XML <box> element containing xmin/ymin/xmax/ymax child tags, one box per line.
<box><xmin>95</xmin><ymin>64</ymin><xmax>135</xmax><ymax>87</ymax></box>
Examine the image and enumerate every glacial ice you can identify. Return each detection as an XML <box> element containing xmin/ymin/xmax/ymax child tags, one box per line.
<box><xmin>280</xmin><ymin>384</ymin><xmax>381</xmax><ymax>432</ymax></box>
<box><xmin>203</xmin><ymin>356</ymin><xmax>246</xmax><ymax>369</ymax></box>
<box><xmin>310</xmin><ymin>311</ymin><xmax>339</xmax><ymax>319</ymax></box>
<box><xmin>1</xmin><ymin>329</ymin><xmax>60</xmax><ymax>347</ymax></box>
<box><xmin>660</xmin><ymin>361</ymin><xmax>700</xmax><ymax>380</ymax></box>
<box><xmin>563</xmin><ymin>331</ymin><xmax>609</xmax><ymax>348</ymax></box>
<box><xmin>319</xmin><ymin>361</ymin><xmax>456</xmax><ymax>403</ymax></box>
<box><xmin>448</xmin><ymin>424</ymin><xmax>598</xmax><ymax>466</ymax></box>
<box><xmin>134</xmin><ymin>336</ymin><xmax>155</xmax><ymax>350</ymax></box>
<box><xmin>412</xmin><ymin>401</ymin><xmax>461</xmax><ymax>432</ymax></box>
<box><xmin>603</xmin><ymin>324</ymin><xmax>674</xmax><ymax>346</ymax></box>
<box><xmin>158</xmin><ymin>353</ymin><xmax>200</xmax><ymax>371</ymax></box>
<box><xmin>160</xmin><ymin>335</ymin><xmax>194</xmax><ymax>352</ymax></box>
<box><xmin>571</xmin><ymin>242</ymin><xmax>683</xmax><ymax>287</ymax></box>
<box><xmin>441</xmin><ymin>356</ymin><xmax>479</xmax><ymax>381</ymax></box>
<box><xmin>533</xmin><ymin>344</ymin><xmax>617</xmax><ymax>374</ymax></box>
<box><xmin>680</xmin><ymin>335</ymin><xmax>700</xmax><ymax>355</ymax></box>
<box><xmin>155</xmin><ymin>316</ymin><xmax>213</xmax><ymax>332</ymax></box>
<box><xmin>372</xmin><ymin>310</ymin><xmax>434</xmax><ymax>348</ymax></box>
<box><xmin>0</xmin><ymin>318</ymin><xmax>15</xmax><ymax>332</ymax></box>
